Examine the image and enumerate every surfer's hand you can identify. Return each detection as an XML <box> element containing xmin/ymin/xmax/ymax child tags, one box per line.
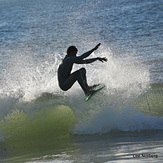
<box><xmin>97</xmin><ymin>57</ymin><xmax>108</xmax><ymax>62</ymax></box>
<box><xmin>94</xmin><ymin>43</ymin><xmax>101</xmax><ymax>50</ymax></box>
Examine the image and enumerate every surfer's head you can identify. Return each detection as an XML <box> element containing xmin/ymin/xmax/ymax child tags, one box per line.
<box><xmin>67</xmin><ymin>46</ymin><xmax>78</xmax><ymax>56</ymax></box>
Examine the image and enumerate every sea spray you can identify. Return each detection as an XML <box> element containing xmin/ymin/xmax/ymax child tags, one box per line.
<box><xmin>1</xmin><ymin>44</ymin><xmax>162</xmax><ymax>136</ymax></box>
<box><xmin>0</xmin><ymin>50</ymin><xmax>62</xmax><ymax>101</ymax></box>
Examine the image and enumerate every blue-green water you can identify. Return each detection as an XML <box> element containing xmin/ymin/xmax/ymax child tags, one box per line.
<box><xmin>0</xmin><ymin>0</ymin><xmax>163</xmax><ymax>162</ymax></box>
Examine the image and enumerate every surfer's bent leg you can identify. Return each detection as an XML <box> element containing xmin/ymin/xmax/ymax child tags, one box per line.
<box><xmin>77</xmin><ymin>68</ymin><xmax>89</xmax><ymax>93</ymax></box>
<box><xmin>60</xmin><ymin>68</ymin><xmax>89</xmax><ymax>94</ymax></box>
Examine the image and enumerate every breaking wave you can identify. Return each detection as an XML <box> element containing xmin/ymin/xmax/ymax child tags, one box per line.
<box><xmin>0</xmin><ymin>46</ymin><xmax>162</xmax><ymax>139</ymax></box>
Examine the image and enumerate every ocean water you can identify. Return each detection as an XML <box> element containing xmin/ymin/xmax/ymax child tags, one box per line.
<box><xmin>0</xmin><ymin>0</ymin><xmax>163</xmax><ymax>162</ymax></box>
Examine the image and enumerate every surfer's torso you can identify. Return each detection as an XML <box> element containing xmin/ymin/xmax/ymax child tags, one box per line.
<box><xmin>58</xmin><ymin>56</ymin><xmax>75</xmax><ymax>83</ymax></box>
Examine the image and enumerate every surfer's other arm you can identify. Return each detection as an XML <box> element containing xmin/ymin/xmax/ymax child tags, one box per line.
<box><xmin>80</xmin><ymin>57</ymin><xmax>108</xmax><ymax>64</ymax></box>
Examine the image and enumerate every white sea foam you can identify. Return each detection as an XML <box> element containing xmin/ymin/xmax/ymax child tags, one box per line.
<box><xmin>73</xmin><ymin>106</ymin><xmax>163</xmax><ymax>134</ymax></box>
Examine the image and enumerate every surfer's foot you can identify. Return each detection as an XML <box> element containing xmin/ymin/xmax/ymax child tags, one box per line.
<box><xmin>85</xmin><ymin>88</ymin><xmax>93</xmax><ymax>96</ymax></box>
<box><xmin>85</xmin><ymin>84</ymin><xmax>99</xmax><ymax>96</ymax></box>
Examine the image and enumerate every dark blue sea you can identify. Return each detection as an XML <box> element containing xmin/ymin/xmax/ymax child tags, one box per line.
<box><xmin>0</xmin><ymin>0</ymin><xmax>163</xmax><ymax>162</ymax></box>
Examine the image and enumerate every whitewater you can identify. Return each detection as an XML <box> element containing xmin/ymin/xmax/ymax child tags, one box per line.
<box><xmin>1</xmin><ymin>45</ymin><xmax>162</xmax><ymax>133</ymax></box>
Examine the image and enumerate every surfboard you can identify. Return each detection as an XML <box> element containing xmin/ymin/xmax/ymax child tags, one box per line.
<box><xmin>85</xmin><ymin>83</ymin><xmax>105</xmax><ymax>101</ymax></box>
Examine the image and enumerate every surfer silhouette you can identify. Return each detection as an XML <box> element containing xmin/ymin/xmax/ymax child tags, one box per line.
<box><xmin>57</xmin><ymin>43</ymin><xmax>107</xmax><ymax>96</ymax></box>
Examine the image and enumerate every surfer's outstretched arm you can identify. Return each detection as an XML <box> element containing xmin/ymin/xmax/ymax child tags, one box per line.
<box><xmin>79</xmin><ymin>43</ymin><xmax>101</xmax><ymax>60</ymax></box>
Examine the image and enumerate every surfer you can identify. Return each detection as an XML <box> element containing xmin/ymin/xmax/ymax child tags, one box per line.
<box><xmin>57</xmin><ymin>43</ymin><xmax>107</xmax><ymax>96</ymax></box>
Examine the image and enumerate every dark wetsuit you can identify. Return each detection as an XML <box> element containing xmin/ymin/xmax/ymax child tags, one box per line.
<box><xmin>57</xmin><ymin>49</ymin><xmax>98</xmax><ymax>94</ymax></box>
